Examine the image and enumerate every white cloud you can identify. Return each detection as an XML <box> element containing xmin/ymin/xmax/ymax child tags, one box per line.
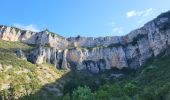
<box><xmin>108</xmin><ymin>22</ymin><xmax>123</xmax><ymax>34</ymax></box>
<box><xmin>126</xmin><ymin>10</ymin><xmax>139</xmax><ymax>18</ymax></box>
<box><xmin>112</xmin><ymin>27</ymin><xmax>123</xmax><ymax>34</ymax></box>
<box><xmin>126</xmin><ymin>8</ymin><xmax>154</xmax><ymax>18</ymax></box>
<box><xmin>13</xmin><ymin>23</ymin><xmax>40</xmax><ymax>32</ymax></box>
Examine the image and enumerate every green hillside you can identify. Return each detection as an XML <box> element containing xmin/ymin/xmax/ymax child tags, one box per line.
<box><xmin>0</xmin><ymin>39</ymin><xmax>170</xmax><ymax>100</ymax></box>
<box><xmin>62</xmin><ymin>56</ymin><xmax>170</xmax><ymax>100</ymax></box>
<box><xmin>0</xmin><ymin>39</ymin><xmax>68</xmax><ymax>100</ymax></box>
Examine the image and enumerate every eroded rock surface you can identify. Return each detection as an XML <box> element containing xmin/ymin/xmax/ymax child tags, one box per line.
<box><xmin>1</xmin><ymin>10</ymin><xmax>170</xmax><ymax>73</ymax></box>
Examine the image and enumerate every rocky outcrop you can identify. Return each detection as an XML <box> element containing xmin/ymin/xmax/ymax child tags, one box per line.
<box><xmin>67</xmin><ymin>36</ymin><xmax>121</xmax><ymax>47</ymax></box>
<box><xmin>15</xmin><ymin>49</ymin><xmax>27</xmax><ymax>60</ymax></box>
<box><xmin>1</xmin><ymin>10</ymin><xmax>170</xmax><ymax>73</ymax></box>
<box><xmin>0</xmin><ymin>64</ymin><xmax>3</xmax><ymax>72</ymax></box>
<box><xmin>0</xmin><ymin>27</ymin><xmax>68</xmax><ymax>49</ymax></box>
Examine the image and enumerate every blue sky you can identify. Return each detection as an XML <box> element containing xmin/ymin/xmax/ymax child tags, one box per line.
<box><xmin>0</xmin><ymin>0</ymin><xmax>170</xmax><ymax>37</ymax></box>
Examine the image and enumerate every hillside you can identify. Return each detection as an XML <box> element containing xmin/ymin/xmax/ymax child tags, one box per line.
<box><xmin>93</xmin><ymin>55</ymin><xmax>170</xmax><ymax>100</ymax></box>
<box><xmin>0</xmin><ymin>10</ymin><xmax>170</xmax><ymax>100</ymax></box>
<box><xmin>60</xmin><ymin>55</ymin><xmax>170</xmax><ymax>100</ymax></box>
<box><xmin>0</xmin><ymin>38</ymin><xmax>170</xmax><ymax>100</ymax></box>
<box><xmin>0</xmin><ymin>39</ymin><xmax>68</xmax><ymax>99</ymax></box>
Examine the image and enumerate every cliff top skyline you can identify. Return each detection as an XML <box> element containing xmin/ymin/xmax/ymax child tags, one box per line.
<box><xmin>0</xmin><ymin>0</ymin><xmax>170</xmax><ymax>37</ymax></box>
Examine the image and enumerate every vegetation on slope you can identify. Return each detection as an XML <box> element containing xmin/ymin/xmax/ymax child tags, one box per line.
<box><xmin>0</xmin><ymin>39</ymin><xmax>170</xmax><ymax>100</ymax></box>
<box><xmin>0</xmin><ymin>39</ymin><xmax>68</xmax><ymax>100</ymax></box>
<box><xmin>62</xmin><ymin>56</ymin><xmax>170</xmax><ymax>100</ymax></box>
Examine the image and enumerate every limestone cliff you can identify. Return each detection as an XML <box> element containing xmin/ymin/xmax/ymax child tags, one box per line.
<box><xmin>1</xmin><ymin>10</ymin><xmax>170</xmax><ymax>73</ymax></box>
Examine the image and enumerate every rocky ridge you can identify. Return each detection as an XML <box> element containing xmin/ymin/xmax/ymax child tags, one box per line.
<box><xmin>0</xmin><ymin>10</ymin><xmax>170</xmax><ymax>73</ymax></box>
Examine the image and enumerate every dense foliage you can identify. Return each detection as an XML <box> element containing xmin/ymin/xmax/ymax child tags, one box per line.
<box><xmin>62</xmin><ymin>56</ymin><xmax>170</xmax><ymax>100</ymax></box>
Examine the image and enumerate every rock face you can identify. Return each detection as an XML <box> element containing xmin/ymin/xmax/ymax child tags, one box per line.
<box><xmin>15</xmin><ymin>49</ymin><xmax>27</xmax><ymax>60</ymax></box>
<box><xmin>1</xmin><ymin>10</ymin><xmax>170</xmax><ymax>73</ymax></box>
<box><xmin>0</xmin><ymin>27</ymin><xmax>68</xmax><ymax>49</ymax></box>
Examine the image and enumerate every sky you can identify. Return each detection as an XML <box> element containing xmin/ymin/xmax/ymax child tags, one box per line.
<box><xmin>0</xmin><ymin>0</ymin><xmax>170</xmax><ymax>37</ymax></box>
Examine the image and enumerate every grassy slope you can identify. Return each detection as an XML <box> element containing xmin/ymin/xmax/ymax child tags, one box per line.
<box><xmin>0</xmin><ymin>39</ymin><xmax>67</xmax><ymax>99</ymax></box>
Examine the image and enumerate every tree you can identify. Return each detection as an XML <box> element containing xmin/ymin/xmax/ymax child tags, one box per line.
<box><xmin>72</xmin><ymin>86</ymin><xmax>95</xmax><ymax>100</ymax></box>
<box><xmin>8</xmin><ymin>83</ymin><xmax>16</xmax><ymax>100</ymax></box>
<box><xmin>76</xmin><ymin>35</ymin><xmax>81</xmax><ymax>40</ymax></box>
<box><xmin>124</xmin><ymin>83</ymin><xmax>138</xmax><ymax>97</ymax></box>
<box><xmin>62</xmin><ymin>93</ymin><xmax>71</xmax><ymax>100</ymax></box>
<box><xmin>0</xmin><ymin>89</ymin><xmax>9</xmax><ymax>100</ymax></box>
<box><xmin>95</xmin><ymin>84</ymin><xmax>123</xmax><ymax>100</ymax></box>
<box><xmin>95</xmin><ymin>90</ymin><xmax>112</xmax><ymax>100</ymax></box>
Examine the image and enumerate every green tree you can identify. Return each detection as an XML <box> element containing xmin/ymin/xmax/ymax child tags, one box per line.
<box><xmin>72</xmin><ymin>86</ymin><xmax>95</xmax><ymax>100</ymax></box>
<box><xmin>62</xmin><ymin>93</ymin><xmax>71</xmax><ymax>100</ymax></box>
<box><xmin>8</xmin><ymin>83</ymin><xmax>16</xmax><ymax>100</ymax></box>
<box><xmin>95</xmin><ymin>90</ymin><xmax>112</xmax><ymax>100</ymax></box>
<box><xmin>0</xmin><ymin>89</ymin><xmax>9</xmax><ymax>100</ymax></box>
<box><xmin>124</xmin><ymin>83</ymin><xmax>138</xmax><ymax>97</ymax></box>
<box><xmin>95</xmin><ymin>84</ymin><xmax>123</xmax><ymax>100</ymax></box>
